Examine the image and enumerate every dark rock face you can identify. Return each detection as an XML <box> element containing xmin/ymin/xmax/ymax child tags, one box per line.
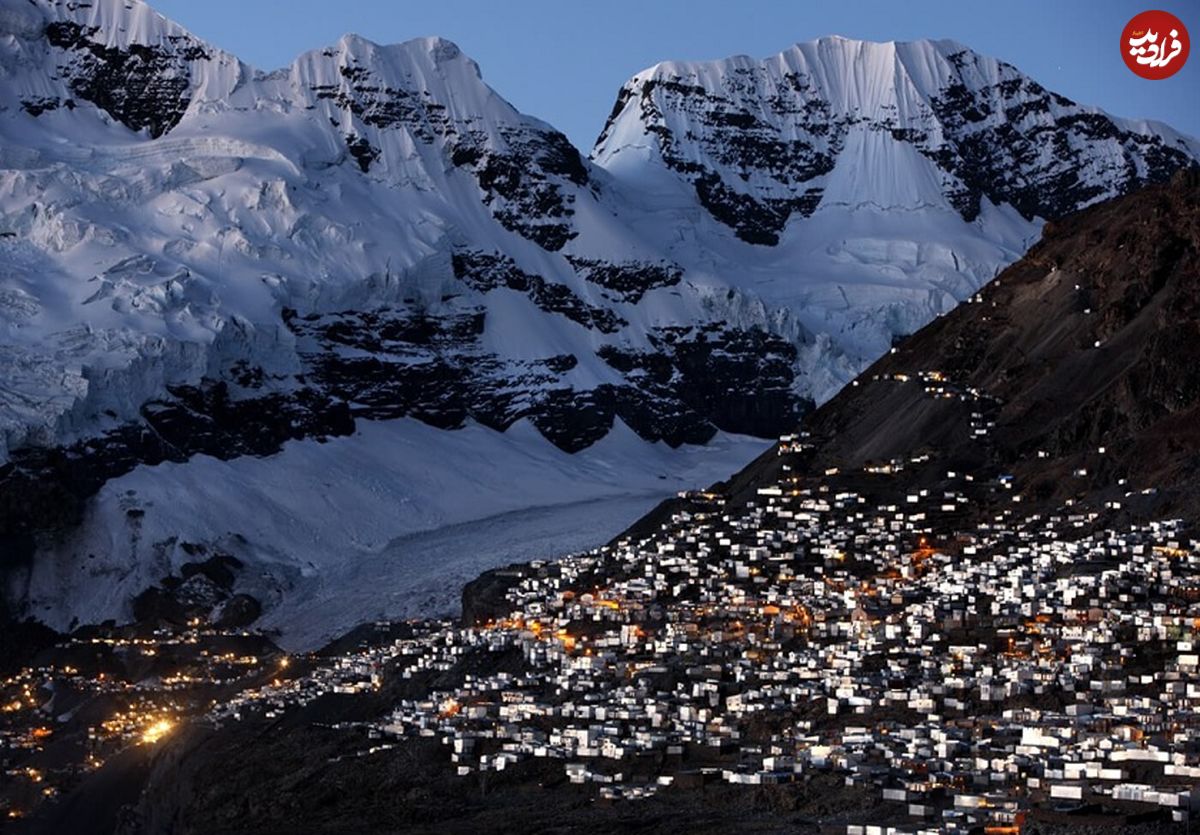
<box><xmin>284</xmin><ymin>303</ymin><xmax>583</xmax><ymax>435</ymax></box>
<box><xmin>659</xmin><ymin>325</ymin><xmax>809</xmax><ymax>435</ymax></box>
<box><xmin>600</xmin><ymin>324</ymin><xmax>810</xmax><ymax>442</ymax></box>
<box><xmin>20</xmin><ymin>95</ymin><xmax>75</xmax><ymax>116</ymax></box>
<box><xmin>43</xmin><ymin>20</ymin><xmax>207</xmax><ymax>138</ymax></box>
<box><xmin>283</xmin><ymin>296</ymin><xmax>804</xmax><ymax>453</ymax></box>
<box><xmin>307</xmin><ymin>51</ymin><xmax>590</xmax><ymax>251</ymax></box>
<box><xmin>132</xmin><ymin>552</ymin><xmax>262</xmax><ymax>627</ymax></box>
<box><xmin>344</xmin><ymin>134</ymin><xmax>380</xmax><ymax>172</ymax></box>
<box><xmin>566</xmin><ymin>257</ymin><xmax>683</xmax><ymax>304</ymax></box>
<box><xmin>452</xmin><ymin>250</ymin><xmax>625</xmax><ymax>332</ymax></box>
<box><xmin>311</xmin><ymin>61</ymin><xmax>457</xmax><ymax>139</ymax></box>
<box><xmin>693</xmin><ymin>172</ymin><xmax>822</xmax><ymax>246</ymax></box>
<box><xmin>214</xmin><ymin>594</ymin><xmax>263</xmax><ymax>629</ymax></box>
<box><xmin>919</xmin><ymin>57</ymin><xmax>1200</xmax><ymax>222</ymax></box>
<box><xmin>460</xmin><ymin>565</ymin><xmax>524</xmax><ymax>627</ymax></box>
<box><xmin>450</xmin><ymin>127</ymin><xmax>589</xmax><ymax>251</ymax></box>
<box><xmin>607</xmin><ymin>72</ymin><xmax>841</xmax><ymax>245</ymax></box>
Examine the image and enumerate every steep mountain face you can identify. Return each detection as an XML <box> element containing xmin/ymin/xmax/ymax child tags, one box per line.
<box><xmin>0</xmin><ymin>0</ymin><xmax>1197</xmax><ymax>634</ymax></box>
<box><xmin>698</xmin><ymin>170</ymin><xmax>1200</xmax><ymax>530</ymax></box>
<box><xmin>594</xmin><ymin>37</ymin><xmax>1198</xmax><ymax>245</ymax></box>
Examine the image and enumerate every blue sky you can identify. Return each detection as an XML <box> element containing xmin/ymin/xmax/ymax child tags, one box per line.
<box><xmin>151</xmin><ymin>0</ymin><xmax>1200</xmax><ymax>151</ymax></box>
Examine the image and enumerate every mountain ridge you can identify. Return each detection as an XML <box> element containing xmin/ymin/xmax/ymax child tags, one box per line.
<box><xmin>2</xmin><ymin>0</ymin><xmax>1198</xmax><ymax>637</ymax></box>
<box><xmin>702</xmin><ymin>168</ymin><xmax>1200</xmax><ymax>530</ymax></box>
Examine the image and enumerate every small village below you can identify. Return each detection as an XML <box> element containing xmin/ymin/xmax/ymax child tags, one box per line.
<box><xmin>7</xmin><ymin>411</ymin><xmax>1198</xmax><ymax>833</ymax></box>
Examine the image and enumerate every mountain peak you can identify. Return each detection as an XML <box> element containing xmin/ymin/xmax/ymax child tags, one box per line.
<box><xmin>326</xmin><ymin>33</ymin><xmax>471</xmax><ymax>67</ymax></box>
<box><xmin>23</xmin><ymin>0</ymin><xmax>224</xmax><ymax>56</ymax></box>
<box><xmin>1</xmin><ymin>0</ymin><xmax>245</xmax><ymax>138</ymax></box>
<box><xmin>293</xmin><ymin>32</ymin><xmax>486</xmax><ymax>99</ymax></box>
<box><xmin>592</xmin><ymin>37</ymin><xmax>1199</xmax><ymax>244</ymax></box>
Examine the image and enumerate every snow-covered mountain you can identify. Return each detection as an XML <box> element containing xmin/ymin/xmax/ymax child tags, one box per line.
<box><xmin>1</xmin><ymin>0</ymin><xmax>1196</xmax><ymax>639</ymax></box>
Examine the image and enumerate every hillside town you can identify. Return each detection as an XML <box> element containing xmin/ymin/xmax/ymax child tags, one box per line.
<box><xmin>197</xmin><ymin>436</ymin><xmax>1200</xmax><ymax>833</ymax></box>
<box><xmin>5</xmin><ymin>423</ymin><xmax>1199</xmax><ymax>831</ymax></box>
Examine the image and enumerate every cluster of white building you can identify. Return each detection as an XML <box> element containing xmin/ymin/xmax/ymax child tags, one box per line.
<box><xmin>213</xmin><ymin>449</ymin><xmax>1200</xmax><ymax>832</ymax></box>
